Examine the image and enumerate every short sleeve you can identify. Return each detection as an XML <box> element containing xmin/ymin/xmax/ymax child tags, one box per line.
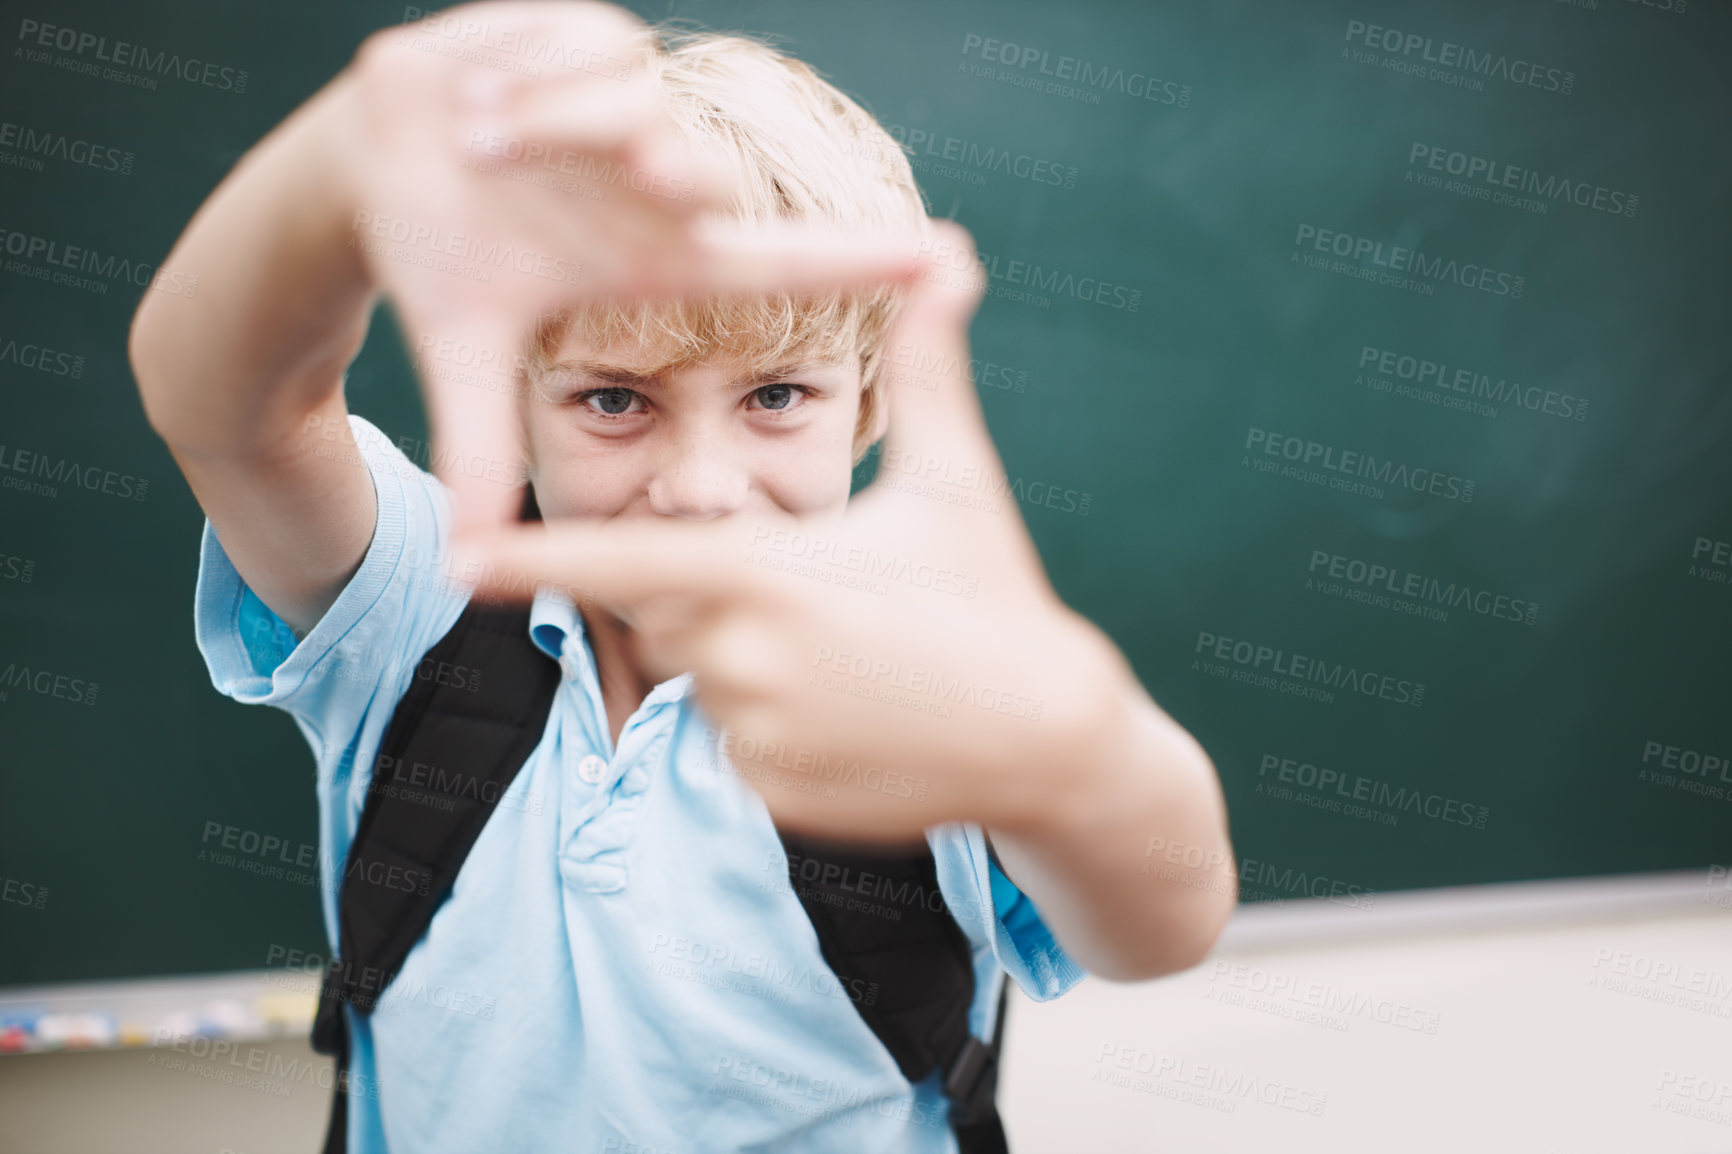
<box><xmin>928</xmin><ymin>821</ymin><xmax>1088</xmax><ymax>1003</ymax></box>
<box><xmin>192</xmin><ymin>413</ymin><xmax>466</xmax><ymax>739</ymax></box>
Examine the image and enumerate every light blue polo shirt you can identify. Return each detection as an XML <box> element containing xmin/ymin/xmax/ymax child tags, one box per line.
<box><xmin>190</xmin><ymin>413</ymin><xmax>1085</xmax><ymax>1153</ymax></box>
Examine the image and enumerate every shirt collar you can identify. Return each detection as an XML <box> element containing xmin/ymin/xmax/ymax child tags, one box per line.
<box><xmin>527</xmin><ymin>587</ymin><xmax>696</xmax><ymax>709</ymax></box>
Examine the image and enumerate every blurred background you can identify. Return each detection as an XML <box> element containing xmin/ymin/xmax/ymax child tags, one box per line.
<box><xmin>0</xmin><ymin>0</ymin><xmax>1727</xmax><ymax>1149</ymax></box>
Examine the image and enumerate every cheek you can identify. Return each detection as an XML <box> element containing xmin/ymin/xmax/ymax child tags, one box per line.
<box><xmin>757</xmin><ymin>404</ymin><xmax>862</xmax><ymax>513</ymax></box>
<box><xmin>526</xmin><ymin>413</ymin><xmax>646</xmax><ymax>517</ymax></box>
<box><xmin>753</xmin><ymin>453</ymin><xmax>850</xmax><ymax>515</ymax></box>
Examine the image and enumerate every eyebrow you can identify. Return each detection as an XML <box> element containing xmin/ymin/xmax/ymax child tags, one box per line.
<box><xmin>547</xmin><ymin>359</ymin><xmax>824</xmax><ymax>388</ymax></box>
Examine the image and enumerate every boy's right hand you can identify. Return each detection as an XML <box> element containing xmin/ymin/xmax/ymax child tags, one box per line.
<box><xmin>329</xmin><ymin>2</ymin><xmax>924</xmax><ymax>541</ymax></box>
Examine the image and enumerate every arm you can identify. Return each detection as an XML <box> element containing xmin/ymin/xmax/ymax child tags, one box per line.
<box><xmin>130</xmin><ymin>0</ymin><xmax>696</xmax><ymax>635</ymax></box>
<box><xmin>129</xmin><ymin>72</ymin><xmax>378</xmax><ymax>638</ymax></box>
<box><xmin>984</xmin><ymin>663</ymin><xmax>1237</xmax><ymax>982</ymax></box>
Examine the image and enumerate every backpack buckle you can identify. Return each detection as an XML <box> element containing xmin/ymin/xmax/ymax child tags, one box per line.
<box><xmin>942</xmin><ymin>1034</ymin><xmax>999</xmax><ymax>1127</ymax></box>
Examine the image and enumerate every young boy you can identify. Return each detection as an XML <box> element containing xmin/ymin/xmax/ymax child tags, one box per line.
<box><xmin>128</xmin><ymin>4</ymin><xmax>1236</xmax><ymax>1150</ymax></box>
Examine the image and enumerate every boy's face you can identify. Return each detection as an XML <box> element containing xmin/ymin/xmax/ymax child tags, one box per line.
<box><xmin>522</xmin><ymin>330</ymin><xmax>886</xmax><ymax>527</ymax></box>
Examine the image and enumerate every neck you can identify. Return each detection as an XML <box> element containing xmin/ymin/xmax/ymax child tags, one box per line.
<box><xmin>581</xmin><ymin>606</ymin><xmax>656</xmax><ymax>749</ymax></box>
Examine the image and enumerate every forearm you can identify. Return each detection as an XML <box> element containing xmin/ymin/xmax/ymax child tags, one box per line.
<box><xmin>986</xmin><ymin>682</ymin><xmax>1236</xmax><ymax>982</ymax></box>
<box><xmin>130</xmin><ymin>69</ymin><xmax>375</xmax><ymax>456</ymax></box>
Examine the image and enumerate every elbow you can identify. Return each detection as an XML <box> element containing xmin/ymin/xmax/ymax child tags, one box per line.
<box><xmin>1164</xmin><ymin>885</ymin><xmax>1238</xmax><ymax>976</ymax></box>
<box><xmin>1091</xmin><ymin>869</ymin><xmax>1238</xmax><ymax>983</ymax></box>
<box><xmin>1109</xmin><ymin>910</ymin><xmax>1236</xmax><ymax>983</ymax></box>
<box><xmin>128</xmin><ymin>296</ymin><xmax>173</xmax><ymax>441</ymax></box>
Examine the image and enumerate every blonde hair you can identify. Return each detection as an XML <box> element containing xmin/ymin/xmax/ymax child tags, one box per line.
<box><xmin>527</xmin><ymin>24</ymin><xmax>928</xmax><ymax>464</ymax></box>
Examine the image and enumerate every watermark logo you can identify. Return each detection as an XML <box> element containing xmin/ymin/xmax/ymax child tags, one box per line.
<box><xmin>1687</xmin><ymin>536</ymin><xmax>1732</xmax><ymax>589</ymax></box>
<box><xmin>1205</xmin><ymin>961</ymin><xmax>1441</xmax><ymax>1034</ymax></box>
<box><xmin>1637</xmin><ymin>739</ymin><xmax>1732</xmax><ymax>803</ymax></box>
<box><xmin>412</xmin><ymin>332</ymin><xmax>530</xmax><ymax>400</ymax></box>
<box><xmin>1405</xmin><ymin>143</ymin><xmax>1636</xmax><ymax>219</ymax></box>
<box><xmin>397</xmin><ymin>6</ymin><xmax>636</xmax><ymax>81</ymax></box>
<box><xmin>1091</xmin><ymin>1042</ymin><xmax>1327</xmax><ymax>1115</ymax></box>
<box><xmin>198</xmin><ymin>820</ymin><xmax>325</xmax><ymax>890</ymax></box>
<box><xmin>758</xmin><ymin>845</ymin><xmax>978</xmax><ymax>924</ymax></box>
<box><xmin>0</xmin><ymin>658</ymin><xmax>99</xmax><ymax>706</ymax></box>
<box><xmin>348</xmin><ymin>210</ymin><xmax>584</xmax><ymax>288</ymax></box>
<box><xmin>700</xmin><ymin>730</ymin><xmax>931</xmax><ymax>806</ymax></box>
<box><xmin>0</xmin><ymin>442</ymin><xmax>149</xmax><ymax>502</ymax></box>
<box><xmin>1587</xmin><ymin>946</ymin><xmax>1732</xmax><ymax>1018</ymax></box>
<box><xmin>644</xmin><ymin>930</ymin><xmax>878</xmax><ymax>1009</ymax></box>
<box><xmin>0</xmin><ymin>225</ymin><xmax>197</xmax><ymax>297</ymax></box>
<box><xmin>1</xmin><ymin>874</ymin><xmax>48</xmax><ymax>911</ymax></box>
<box><xmin>706</xmin><ymin>1053</ymin><xmax>947</xmax><ymax>1130</ymax></box>
<box><xmin>1255</xmin><ymin>752</ymin><xmax>1490</xmax><ymax>830</ymax></box>
<box><xmin>14</xmin><ymin>18</ymin><xmax>249</xmax><ymax>94</ymax></box>
<box><xmin>865</xmin><ymin>122</ymin><xmax>1078</xmax><ymax>190</ymax></box>
<box><xmin>0</xmin><ymin>550</ymin><xmax>33</xmax><ymax>583</ymax></box>
<box><xmin>1651</xmin><ymin>1069</ymin><xmax>1730</xmax><ymax>1128</ymax></box>
<box><xmin>0</xmin><ymin>331</ymin><xmax>85</xmax><ymax>378</ymax></box>
<box><xmin>298</xmin><ymin>411</ymin><xmax>530</xmax><ymax>491</ymax></box>
<box><xmin>461</xmin><ymin>130</ymin><xmax>695</xmax><ymax>204</ymax></box>
<box><xmin>809</xmin><ymin>645</ymin><xmax>1044</xmax><ymax>721</ymax></box>
<box><xmin>960</xmin><ymin>34</ymin><xmax>1192</xmax><ymax>108</ymax></box>
<box><xmin>148</xmin><ymin>1031</ymin><xmax>377</xmax><ymax>1101</ymax></box>
<box><xmin>1306</xmin><ymin>548</ymin><xmax>1537</xmax><ymax>627</ymax></box>
<box><xmin>1355</xmin><ymin>344</ymin><xmax>1585</xmax><ymax>423</ymax></box>
<box><xmin>1292</xmin><ymin>224</ymin><xmax>1523</xmax><ymax>299</ymax></box>
<box><xmin>1703</xmin><ymin>865</ymin><xmax>1732</xmax><ymax>911</ymax></box>
<box><xmin>0</xmin><ymin>118</ymin><xmax>134</xmax><ymax>176</ymax></box>
<box><xmin>916</xmin><ymin>236</ymin><xmax>1141</xmax><ymax>313</ymax></box>
<box><xmin>1557</xmin><ymin>0</ymin><xmax>1687</xmax><ymax>17</ymax></box>
<box><xmin>875</xmin><ymin>446</ymin><xmax>1091</xmax><ymax>518</ymax></box>
<box><xmin>1237</xmin><ymin>857</ymin><xmax>1376</xmax><ymax>909</ymax></box>
<box><xmin>1340</xmin><ymin>19</ymin><xmax>1574</xmax><ymax>95</ymax></box>
<box><xmin>1139</xmin><ymin>837</ymin><xmax>1236</xmax><ymax>904</ymax></box>
<box><xmin>1192</xmin><ymin>629</ymin><xmax>1425</xmax><ymax>709</ymax></box>
<box><xmin>884</xmin><ymin>339</ymin><xmax>1028</xmax><ymax>394</ymax></box>
<box><xmin>745</xmin><ymin>524</ymin><xmax>979</xmax><ymax>600</ymax></box>
<box><xmin>1244</xmin><ymin>427</ymin><xmax>1475</xmax><ymax>505</ymax></box>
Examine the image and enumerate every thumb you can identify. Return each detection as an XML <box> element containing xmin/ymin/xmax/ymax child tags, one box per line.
<box><xmin>873</xmin><ymin>218</ymin><xmax>999</xmax><ymax>485</ymax></box>
<box><xmin>403</xmin><ymin>305</ymin><xmax>535</xmax><ymax>546</ymax></box>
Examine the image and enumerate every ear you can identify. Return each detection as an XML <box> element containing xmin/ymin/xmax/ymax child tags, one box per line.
<box><xmin>850</xmin><ymin>352</ymin><xmax>893</xmax><ymax>464</ymax></box>
<box><xmin>866</xmin><ymin>379</ymin><xmax>892</xmax><ymax>446</ymax></box>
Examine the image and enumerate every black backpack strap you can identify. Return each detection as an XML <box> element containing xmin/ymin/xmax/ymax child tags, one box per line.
<box><xmin>309</xmin><ymin>599</ymin><xmax>559</xmax><ymax>1153</ymax></box>
<box><xmin>776</xmin><ymin>830</ymin><xmax>1012</xmax><ymax>1152</ymax></box>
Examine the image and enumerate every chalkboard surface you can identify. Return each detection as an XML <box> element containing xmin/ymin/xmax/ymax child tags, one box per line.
<box><xmin>1</xmin><ymin>0</ymin><xmax>1727</xmax><ymax>985</ymax></box>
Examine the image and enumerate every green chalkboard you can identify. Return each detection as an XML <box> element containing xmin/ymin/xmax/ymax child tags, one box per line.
<box><xmin>1</xmin><ymin>0</ymin><xmax>1727</xmax><ymax>985</ymax></box>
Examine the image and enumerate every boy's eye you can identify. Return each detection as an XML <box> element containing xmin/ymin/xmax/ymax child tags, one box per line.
<box><xmin>578</xmin><ymin>387</ymin><xmax>643</xmax><ymax>417</ymax></box>
<box><xmin>750</xmin><ymin>384</ymin><xmax>809</xmax><ymax>412</ymax></box>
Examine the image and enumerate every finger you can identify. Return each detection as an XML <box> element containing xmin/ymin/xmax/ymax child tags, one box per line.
<box><xmin>421</xmin><ymin>1</ymin><xmax>650</xmax><ymax>96</ymax></box>
<box><xmin>453</xmin><ymin>13</ymin><xmax>735</xmax><ymax>214</ymax></box>
<box><xmin>450</xmin><ymin>515</ymin><xmax>773</xmax><ymax>608</ymax></box>
<box><xmin>401</xmin><ymin>305</ymin><xmax>534</xmax><ymax>545</ymax></box>
<box><xmin>476</xmin><ymin>61</ymin><xmax>660</xmax><ymax>172</ymax></box>
<box><xmin>871</xmin><ymin>218</ymin><xmax>1007</xmax><ymax>499</ymax></box>
<box><xmin>488</xmin><ymin>95</ymin><xmax>733</xmax><ymax>220</ymax></box>
<box><xmin>678</xmin><ymin>218</ymin><xmax>926</xmax><ymax>298</ymax></box>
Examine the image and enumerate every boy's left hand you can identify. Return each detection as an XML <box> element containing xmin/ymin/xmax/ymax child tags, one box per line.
<box><xmin>453</xmin><ymin>220</ymin><xmax>1133</xmax><ymax>842</ymax></box>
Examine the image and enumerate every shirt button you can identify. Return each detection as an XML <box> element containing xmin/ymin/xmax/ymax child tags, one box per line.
<box><xmin>575</xmin><ymin>754</ymin><xmax>608</xmax><ymax>785</ymax></box>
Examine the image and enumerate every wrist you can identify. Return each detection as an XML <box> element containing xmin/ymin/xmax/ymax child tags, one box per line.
<box><xmin>979</xmin><ymin>610</ymin><xmax>1143</xmax><ymax>840</ymax></box>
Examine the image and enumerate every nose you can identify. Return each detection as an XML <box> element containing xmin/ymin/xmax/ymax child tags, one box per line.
<box><xmin>645</xmin><ymin>428</ymin><xmax>749</xmax><ymax>520</ymax></box>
